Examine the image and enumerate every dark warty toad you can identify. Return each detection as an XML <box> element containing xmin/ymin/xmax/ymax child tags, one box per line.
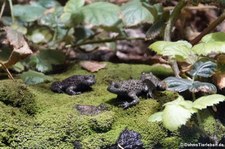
<box><xmin>51</xmin><ymin>75</ymin><xmax>96</xmax><ymax>95</ymax></box>
<box><xmin>107</xmin><ymin>72</ymin><xmax>166</xmax><ymax>109</ymax></box>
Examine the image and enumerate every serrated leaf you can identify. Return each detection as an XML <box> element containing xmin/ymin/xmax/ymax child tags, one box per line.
<box><xmin>188</xmin><ymin>61</ymin><xmax>217</xmax><ymax>78</ymax></box>
<box><xmin>149</xmin><ymin>40</ymin><xmax>197</xmax><ymax>64</ymax></box>
<box><xmin>163</xmin><ymin>104</ymin><xmax>192</xmax><ymax>131</ymax></box>
<box><xmin>164</xmin><ymin>77</ymin><xmax>192</xmax><ymax>92</ymax></box>
<box><xmin>193</xmin><ymin>94</ymin><xmax>225</xmax><ymax>110</ymax></box>
<box><xmin>148</xmin><ymin>112</ymin><xmax>163</xmax><ymax>122</ymax></box>
<box><xmin>189</xmin><ymin>81</ymin><xmax>217</xmax><ymax>94</ymax></box>
<box><xmin>20</xmin><ymin>70</ymin><xmax>52</xmax><ymax>85</ymax></box>
<box><xmin>13</xmin><ymin>4</ymin><xmax>46</xmax><ymax>22</ymax></box>
<box><xmin>121</xmin><ymin>0</ymin><xmax>154</xmax><ymax>26</ymax></box>
<box><xmin>192</xmin><ymin>42</ymin><xmax>225</xmax><ymax>56</ymax></box>
<box><xmin>81</xmin><ymin>2</ymin><xmax>120</xmax><ymax>26</ymax></box>
<box><xmin>201</xmin><ymin>32</ymin><xmax>225</xmax><ymax>43</ymax></box>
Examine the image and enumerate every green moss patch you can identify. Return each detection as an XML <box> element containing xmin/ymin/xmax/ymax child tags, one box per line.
<box><xmin>0</xmin><ymin>62</ymin><xmax>175</xmax><ymax>148</ymax></box>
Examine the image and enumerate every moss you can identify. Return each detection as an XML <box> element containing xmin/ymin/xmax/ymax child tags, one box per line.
<box><xmin>200</xmin><ymin>109</ymin><xmax>225</xmax><ymax>141</ymax></box>
<box><xmin>89</xmin><ymin>111</ymin><xmax>115</xmax><ymax>132</ymax></box>
<box><xmin>0</xmin><ymin>62</ymin><xmax>174</xmax><ymax>148</ymax></box>
<box><xmin>0</xmin><ymin>80</ymin><xmax>37</xmax><ymax>115</ymax></box>
<box><xmin>160</xmin><ymin>137</ymin><xmax>181</xmax><ymax>149</ymax></box>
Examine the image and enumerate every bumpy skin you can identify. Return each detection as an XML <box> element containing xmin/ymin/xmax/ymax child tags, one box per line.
<box><xmin>107</xmin><ymin>72</ymin><xmax>165</xmax><ymax>109</ymax></box>
<box><xmin>51</xmin><ymin>75</ymin><xmax>96</xmax><ymax>95</ymax></box>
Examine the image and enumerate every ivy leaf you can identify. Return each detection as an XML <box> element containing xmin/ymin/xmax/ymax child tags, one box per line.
<box><xmin>121</xmin><ymin>0</ymin><xmax>154</xmax><ymax>26</ymax></box>
<box><xmin>193</xmin><ymin>94</ymin><xmax>225</xmax><ymax>110</ymax></box>
<box><xmin>81</xmin><ymin>2</ymin><xmax>120</xmax><ymax>26</ymax></box>
<box><xmin>163</xmin><ymin>77</ymin><xmax>192</xmax><ymax>92</ymax></box>
<box><xmin>149</xmin><ymin>40</ymin><xmax>197</xmax><ymax>64</ymax></box>
<box><xmin>189</xmin><ymin>81</ymin><xmax>217</xmax><ymax>94</ymax></box>
<box><xmin>13</xmin><ymin>3</ymin><xmax>46</xmax><ymax>22</ymax></box>
<box><xmin>148</xmin><ymin>112</ymin><xmax>163</xmax><ymax>122</ymax></box>
<box><xmin>20</xmin><ymin>70</ymin><xmax>52</xmax><ymax>85</ymax></box>
<box><xmin>188</xmin><ymin>61</ymin><xmax>217</xmax><ymax>78</ymax></box>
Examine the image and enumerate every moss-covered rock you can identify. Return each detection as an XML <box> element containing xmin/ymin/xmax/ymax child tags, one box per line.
<box><xmin>89</xmin><ymin>111</ymin><xmax>115</xmax><ymax>132</ymax></box>
<box><xmin>0</xmin><ymin>80</ymin><xmax>37</xmax><ymax>114</ymax></box>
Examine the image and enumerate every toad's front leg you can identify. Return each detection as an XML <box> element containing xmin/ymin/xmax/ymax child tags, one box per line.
<box><xmin>65</xmin><ymin>86</ymin><xmax>81</xmax><ymax>95</ymax></box>
<box><xmin>121</xmin><ymin>92</ymin><xmax>140</xmax><ymax>109</ymax></box>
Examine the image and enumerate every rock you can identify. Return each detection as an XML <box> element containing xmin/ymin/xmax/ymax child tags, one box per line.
<box><xmin>75</xmin><ymin>103</ymin><xmax>109</xmax><ymax>115</ymax></box>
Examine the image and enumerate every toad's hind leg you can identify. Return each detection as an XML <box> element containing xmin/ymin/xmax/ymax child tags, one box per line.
<box><xmin>121</xmin><ymin>92</ymin><xmax>140</xmax><ymax>109</ymax></box>
<box><xmin>65</xmin><ymin>86</ymin><xmax>81</xmax><ymax>95</ymax></box>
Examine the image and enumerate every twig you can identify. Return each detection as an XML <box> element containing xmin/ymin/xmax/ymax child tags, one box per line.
<box><xmin>73</xmin><ymin>37</ymin><xmax>145</xmax><ymax>47</ymax></box>
<box><xmin>190</xmin><ymin>10</ymin><xmax>225</xmax><ymax>45</ymax></box>
<box><xmin>118</xmin><ymin>144</ymin><xmax>124</xmax><ymax>149</ymax></box>
<box><xmin>0</xmin><ymin>62</ymin><xmax>15</xmax><ymax>81</ymax></box>
<box><xmin>164</xmin><ymin>5</ymin><xmax>217</xmax><ymax>11</ymax></box>
<box><xmin>0</xmin><ymin>0</ymin><xmax>6</xmax><ymax>20</ymax></box>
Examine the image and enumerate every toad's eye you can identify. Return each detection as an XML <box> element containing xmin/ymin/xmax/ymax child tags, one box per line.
<box><xmin>114</xmin><ymin>83</ymin><xmax>120</xmax><ymax>88</ymax></box>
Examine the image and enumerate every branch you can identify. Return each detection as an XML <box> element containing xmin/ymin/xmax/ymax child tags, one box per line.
<box><xmin>73</xmin><ymin>37</ymin><xmax>146</xmax><ymax>47</ymax></box>
<box><xmin>190</xmin><ymin>10</ymin><xmax>225</xmax><ymax>45</ymax></box>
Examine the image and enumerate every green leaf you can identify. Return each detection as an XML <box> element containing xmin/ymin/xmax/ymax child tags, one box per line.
<box><xmin>40</xmin><ymin>7</ymin><xmax>64</xmax><ymax>27</ymax></box>
<box><xmin>193</xmin><ymin>94</ymin><xmax>225</xmax><ymax>110</ymax></box>
<box><xmin>201</xmin><ymin>32</ymin><xmax>225</xmax><ymax>43</ymax></box>
<box><xmin>148</xmin><ymin>112</ymin><xmax>163</xmax><ymax>122</ymax></box>
<box><xmin>13</xmin><ymin>4</ymin><xmax>46</xmax><ymax>22</ymax></box>
<box><xmin>37</xmin><ymin>0</ymin><xmax>61</xmax><ymax>8</ymax></box>
<box><xmin>60</xmin><ymin>0</ymin><xmax>85</xmax><ymax>23</ymax></box>
<box><xmin>149</xmin><ymin>40</ymin><xmax>197</xmax><ymax>64</ymax></box>
<box><xmin>192</xmin><ymin>42</ymin><xmax>225</xmax><ymax>56</ymax></box>
<box><xmin>121</xmin><ymin>0</ymin><xmax>154</xmax><ymax>26</ymax></box>
<box><xmin>81</xmin><ymin>2</ymin><xmax>120</xmax><ymax>26</ymax></box>
<box><xmin>163</xmin><ymin>104</ymin><xmax>192</xmax><ymax>131</ymax></box>
<box><xmin>20</xmin><ymin>70</ymin><xmax>52</xmax><ymax>85</ymax></box>
<box><xmin>188</xmin><ymin>61</ymin><xmax>217</xmax><ymax>78</ymax></box>
<box><xmin>189</xmin><ymin>81</ymin><xmax>217</xmax><ymax>94</ymax></box>
<box><xmin>164</xmin><ymin>77</ymin><xmax>192</xmax><ymax>92</ymax></box>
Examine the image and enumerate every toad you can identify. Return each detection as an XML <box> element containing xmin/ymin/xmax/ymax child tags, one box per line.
<box><xmin>51</xmin><ymin>75</ymin><xmax>96</xmax><ymax>95</ymax></box>
<box><xmin>107</xmin><ymin>72</ymin><xmax>165</xmax><ymax>109</ymax></box>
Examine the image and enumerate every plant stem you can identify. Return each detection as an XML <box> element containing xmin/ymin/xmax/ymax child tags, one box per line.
<box><xmin>0</xmin><ymin>0</ymin><xmax>6</xmax><ymax>20</ymax></box>
<box><xmin>73</xmin><ymin>37</ymin><xmax>145</xmax><ymax>47</ymax></box>
<box><xmin>164</xmin><ymin>0</ymin><xmax>187</xmax><ymax>77</ymax></box>
<box><xmin>0</xmin><ymin>62</ymin><xmax>15</xmax><ymax>81</ymax></box>
<box><xmin>8</xmin><ymin>0</ymin><xmax>15</xmax><ymax>24</ymax></box>
<box><xmin>191</xmin><ymin>10</ymin><xmax>225</xmax><ymax>45</ymax></box>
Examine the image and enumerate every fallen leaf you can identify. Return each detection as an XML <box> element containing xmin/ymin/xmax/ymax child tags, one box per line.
<box><xmin>79</xmin><ymin>61</ymin><xmax>107</xmax><ymax>72</ymax></box>
<box><xmin>2</xmin><ymin>27</ymin><xmax>33</xmax><ymax>68</ymax></box>
<box><xmin>213</xmin><ymin>72</ymin><xmax>225</xmax><ymax>89</ymax></box>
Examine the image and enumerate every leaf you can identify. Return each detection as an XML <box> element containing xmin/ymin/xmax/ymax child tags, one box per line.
<box><xmin>37</xmin><ymin>0</ymin><xmax>61</xmax><ymax>8</ymax></box>
<box><xmin>163</xmin><ymin>77</ymin><xmax>192</xmax><ymax>92</ymax></box>
<box><xmin>148</xmin><ymin>112</ymin><xmax>163</xmax><ymax>122</ymax></box>
<box><xmin>201</xmin><ymin>32</ymin><xmax>225</xmax><ymax>43</ymax></box>
<box><xmin>188</xmin><ymin>61</ymin><xmax>217</xmax><ymax>78</ymax></box>
<box><xmin>149</xmin><ymin>40</ymin><xmax>197</xmax><ymax>64</ymax></box>
<box><xmin>192</xmin><ymin>42</ymin><xmax>225</xmax><ymax>56</ymax></box>
<box><xmin>13</xmin><ymin>4</ymin><xmax>46</xmax><ymax>22</ymax></box>
<box><xmin>163</xmin><ymin>104</ymin><xmax>192</xmax><ymax>131</ymax></box>
<box><xmin>60</xmin><ymin>0</ymin><xmax>85</xmax><ymax>23</ymax></box>
<box><xmin>121</xmin><ymin>0</ymin><xmax>154</xmax><ymax>26</ymax></box>
<box><xmin>193</xmin><ymin>94</ymin><xmax>225</xmax><ymax>110</ymax></box>
<box><xmin>2</xmin><ymin>27</ymin><xmax>33</xmax><ymax>68</ymax></box>
<box><xmin>189</xmin><ymin>81</ymin><xmax>217</xmax><ymax>94</ymax></box>
<box><xmin>81</xmin><ymin>2</ymin><xmax>120</xmax><ymax>26</ymax></box>
<box><xmin>79</xmin><ymin>61</ymin><xmax>107</xmax><ymax>72</ymax></box>
<box><xmin>20</xmin><ymin>70</ymin><xmax>52</xmax><ymax>85</ymax></box>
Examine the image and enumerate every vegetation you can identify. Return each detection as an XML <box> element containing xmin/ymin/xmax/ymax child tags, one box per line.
<box><xmin>0</xmin><ymin>0</ymin><xmax>225</xmax><ymax>148</ymax></box>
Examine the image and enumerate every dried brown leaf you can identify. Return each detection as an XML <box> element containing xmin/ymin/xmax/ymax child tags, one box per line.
<box><xmin>79</xmin><ymin>61</ymin><xmax>107</xmax><ymax>72</ymax></box>
<box><xmin>2</xmin><ymin>27</ymin><xmax>33</xmax><ymax>68</ymax></box>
